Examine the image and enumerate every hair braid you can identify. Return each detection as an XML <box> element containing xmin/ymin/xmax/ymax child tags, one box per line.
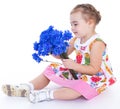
<box><xmin>71</xmin><ymin>3</ymin><xmax>101</xmax><ymax>25</ymax></box>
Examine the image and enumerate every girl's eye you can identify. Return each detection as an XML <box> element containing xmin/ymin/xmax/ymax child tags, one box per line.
<box><xmin>74</xmin><ymin>24</ymin><xmax>78</xmax><ymax>26</ymax></box>
<box><xmin>70</xmin><ymin>23</ymin><xmax>78</xmax><ymax>27</ymax></box>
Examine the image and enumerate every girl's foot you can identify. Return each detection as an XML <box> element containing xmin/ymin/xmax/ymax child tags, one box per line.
<box><xmin>2</xmin><ymin>84</ymin><xmax>31</xmax><ymax>97</ymax></box>
<box><xmin>28</xmin><ymin>89</ymin><xmax>51</xmax><ymax>103</ymax></box>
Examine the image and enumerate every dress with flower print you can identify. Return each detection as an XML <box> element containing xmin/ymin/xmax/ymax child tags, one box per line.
<box><xmin>49</xmin><ymin>34</ymin><xmax>116</xmax><ymax>94</ymax></box>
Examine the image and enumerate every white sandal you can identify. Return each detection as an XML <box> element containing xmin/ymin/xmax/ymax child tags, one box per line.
<box><xmin>2</xmin><ymin>84</ymin><xmax>31</xmax><ymax>97</ymax></box>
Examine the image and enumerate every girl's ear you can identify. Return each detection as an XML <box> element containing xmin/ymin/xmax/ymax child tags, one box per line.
<box><xmin>88</xmin><ymin>19</ymin><xmax>95</xmax><ymax>26</ymax></box>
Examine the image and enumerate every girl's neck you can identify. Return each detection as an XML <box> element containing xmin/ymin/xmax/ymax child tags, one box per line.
<box><xmin>80</xmin><ymin>31</ymin><xmax>96</xmax><ymax>44</ymax></box>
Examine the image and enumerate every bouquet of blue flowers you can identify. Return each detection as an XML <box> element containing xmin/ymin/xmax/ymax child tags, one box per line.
<box><xmin>32</xmin><ymin>26</ymin><xmax>78</xmax><ymax>79</ymax></box>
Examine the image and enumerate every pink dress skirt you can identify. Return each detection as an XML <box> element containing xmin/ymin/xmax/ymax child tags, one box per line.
<box><xmin>43</xmin><ymin>65</ymin><xmax>98</xmax><ymax>100</ymax></box>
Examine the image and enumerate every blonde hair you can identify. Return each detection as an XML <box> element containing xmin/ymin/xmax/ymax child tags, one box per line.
<box><xmin>70</xmin><ymin>4</ymin><xmax>101</xmax><ymax>25</ymax></box>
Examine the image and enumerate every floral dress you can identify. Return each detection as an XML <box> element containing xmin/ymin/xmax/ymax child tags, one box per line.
<box><xmin>43</xmin><ymin>34</ymin><xmax>116</xmax><ymax>100</ymax></box>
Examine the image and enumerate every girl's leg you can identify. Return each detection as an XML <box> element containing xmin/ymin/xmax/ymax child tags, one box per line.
<box><xmin>2</xmin><ymin>73</ymin><xmax>50</xmax><ymax>97</ymax></box>
<box><xmin>28</xmin><ymin>87</ymin><xmax>81</xmax><ymax>103</ymax></box>
<box><xmin>53</xmin><ymin>87</ymin><xmax>81</xmax><ymax>100</ymax></box>
<box><xmin>29</xmin><ymin>73</ymin><xmax>50</xmax><ymax>90</ymax></box>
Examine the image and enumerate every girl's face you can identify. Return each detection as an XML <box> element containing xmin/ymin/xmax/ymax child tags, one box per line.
<box><xmin>70</xmin><ymin>11</ymin><xmax>91</xmax><ymax>38</ymax></box>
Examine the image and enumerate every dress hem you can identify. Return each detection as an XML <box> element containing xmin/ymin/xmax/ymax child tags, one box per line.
<box><xmin>43</xmin><ymin>66</ymin><xmax>98</xmax><ymax>100</ymax></box>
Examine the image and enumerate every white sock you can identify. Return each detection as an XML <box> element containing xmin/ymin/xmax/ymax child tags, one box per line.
<box><xmin>27</xmin><ymin>83</ymin><xmax>34</xmax><ymax>90</ymax></box>
<box><xmin>20</xmin><ymin>83</ymin><xmax>34</xmax><ymax>90</ymax></box>
<box><xmin>49</xmin><ymin>90</ymin><xmax>54</xmax><ymax>99</ymax></box>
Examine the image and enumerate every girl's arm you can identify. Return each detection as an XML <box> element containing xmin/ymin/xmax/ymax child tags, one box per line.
<box><xmin>67</xmin><ymin>37</ymin><xmax>76</xmax><ymax>55</ymax></box>
<box><xmin>62</xmin><ymin>41</ymin><xmax>105</xmax><ymax>75</ymax></box>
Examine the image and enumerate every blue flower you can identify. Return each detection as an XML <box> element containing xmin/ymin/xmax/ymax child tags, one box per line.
<box><xmin>33</xmin><ymin>41</ymin><xmax>39</xmax><ymax>51</ymax></box>
<box><xmin>32</xmin><ymin>53</ymin><xmax>43</xmax><ymax>63</ymax></box>
<box><xmin>32</xmin><ymin>25</ymin><xmax>73</xmax><ymax>63</ymax></box>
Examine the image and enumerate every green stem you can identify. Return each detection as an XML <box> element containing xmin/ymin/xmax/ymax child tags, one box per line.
<box><xmin>60</xmin><ymin>52</ymin><xmax>78</xmax><ymax>80</ymax></box>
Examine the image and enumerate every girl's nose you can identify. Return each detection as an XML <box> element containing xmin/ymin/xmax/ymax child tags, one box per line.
<box><xmin>71</xmin><ymin>26</ymin><xmax>74</xmax><ymax>32</ymax></box>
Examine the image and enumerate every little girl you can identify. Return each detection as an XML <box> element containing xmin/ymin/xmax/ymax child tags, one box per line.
<box><xmin>2</xmin><ymin>3</ymin><xmax>116</xmax><ymax>103</ymax></box>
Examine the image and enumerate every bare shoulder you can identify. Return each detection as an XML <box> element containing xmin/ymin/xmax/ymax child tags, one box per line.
<box><xmin>90</xmin><ymin>40</ymin><xmax>106</xmax><ymax>57</ymax></box>
<box><xmin>91</xmin><ymin>39</ymin><xmax>106</xmax><ymax>51</ymax></box>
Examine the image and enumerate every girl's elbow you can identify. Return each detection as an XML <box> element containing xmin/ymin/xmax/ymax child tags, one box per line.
<box><xmin>92</xmin><ymin>67</ymin><xmax>101</xmax><ymax>75</ymax></box>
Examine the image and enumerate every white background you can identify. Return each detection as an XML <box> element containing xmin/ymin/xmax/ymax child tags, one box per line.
<box><xmin>0</xmin><ymin>0</ymin><xmax>120</xmax><ymax>109</ymax></box>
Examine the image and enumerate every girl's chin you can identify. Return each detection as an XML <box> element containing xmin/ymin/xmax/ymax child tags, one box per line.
<box><xmin>75</xmin><ymin>36</ymin><xmax>80</xmax><ymax>38</ymax></box>
<box><xmin>74</xmin><ymin>34</ymin><xmax>80</xmax><ymax>38</ymax></box>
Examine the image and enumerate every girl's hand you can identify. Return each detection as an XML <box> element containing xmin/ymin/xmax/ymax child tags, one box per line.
<box><xmin>51</xmin><ymin>54</ymin><xmax>61</xmax><ymax>59</ymax></box>
<box><xmin>62</xmin><ymin>59</ymin><xmax>75</xmax><ymax>69</ymax></box>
